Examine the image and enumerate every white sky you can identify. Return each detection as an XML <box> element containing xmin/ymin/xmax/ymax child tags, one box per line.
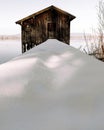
<box><xmin>0</xmin><ymin>0</ymin><xmax>99</xmax><ymax>34</ymax></box>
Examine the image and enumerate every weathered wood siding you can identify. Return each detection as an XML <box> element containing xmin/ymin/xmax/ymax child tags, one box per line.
<box><xmin>21</xmin><ymin>9</ymin><xmax>71</xmax><ymax>53</ymax></box>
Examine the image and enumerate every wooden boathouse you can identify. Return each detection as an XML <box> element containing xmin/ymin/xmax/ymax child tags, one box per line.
<box><xmin>16</xmin><ymin>5</ymin><xmax>75</xmax><ymax>53</ymax></box>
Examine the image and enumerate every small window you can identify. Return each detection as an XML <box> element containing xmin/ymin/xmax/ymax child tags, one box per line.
<box><xmin>25</xmin><ymin>25</ymin><xmax>31</xmax><ymax>32</ymax></box>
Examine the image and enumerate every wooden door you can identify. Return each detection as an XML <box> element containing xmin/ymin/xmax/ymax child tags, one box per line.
<box><xmin>47</xmin><ymin>23</ymin><xmax>56</xmax><ymax>38</ymax></box>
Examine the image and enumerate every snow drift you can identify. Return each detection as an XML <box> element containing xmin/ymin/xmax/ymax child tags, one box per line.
<box><xmin>0</xmin><ymin>39</ymin><xmax>104</xmax><ymax>129</ymax></box>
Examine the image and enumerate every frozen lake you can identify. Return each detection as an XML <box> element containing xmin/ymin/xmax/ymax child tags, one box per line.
<box><xmin>0</xmin><ymin>39</ymin><xmax>85</xmax><ymax>64</ymax></box>
<box><xmin>0</xmin><ymin>40</ymin><xmax>21</xmax><ymax>64</ymax></box>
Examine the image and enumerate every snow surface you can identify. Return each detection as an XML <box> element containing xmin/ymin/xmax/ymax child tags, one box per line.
<box><xmin>0</xmin><ymin>39</ymin><xmax>104</xmax><ymax>129</ymax></box>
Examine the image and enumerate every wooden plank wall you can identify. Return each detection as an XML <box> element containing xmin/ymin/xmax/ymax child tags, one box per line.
<box><xmin>21</xmin><ymin>9</ymin><xmax>70</xmax><ymax>53</ymax></box>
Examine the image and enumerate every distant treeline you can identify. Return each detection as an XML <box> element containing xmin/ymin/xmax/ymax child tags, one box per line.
<box><xmin>0</xmin><ymin>34</ymin><xmax>20</xmax><ymax>40</ymax></box>
<box><xmin>0</xmin><ymin>33</ymin><xmax>87</xmax><ymax>41</ymax></box>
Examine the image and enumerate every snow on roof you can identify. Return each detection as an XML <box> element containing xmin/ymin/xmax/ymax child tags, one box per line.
<box><xmin>0</xmin><ymin>39</ymin><xmax>104</xmax><ymax>129</ymax></box>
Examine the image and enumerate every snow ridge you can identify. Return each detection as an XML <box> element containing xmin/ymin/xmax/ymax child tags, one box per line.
<box><xmin>0</xmin><ymin>39</ymin><xmax>104</xmax><ymax>129</ymax></box>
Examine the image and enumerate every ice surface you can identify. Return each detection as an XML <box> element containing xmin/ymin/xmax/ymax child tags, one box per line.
<box><xmin>0</xmin><ymin>39</ymin><xmax>104</xmax><ymax>129</ymax></box>
<box><xmin>0</xmin><ymin>40</ymin><xmax>21</xmax><ymax>64</ymax></box>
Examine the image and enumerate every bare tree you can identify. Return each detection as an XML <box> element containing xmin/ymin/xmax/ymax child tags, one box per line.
<box><xmin>83</xmin><ymin>0</ymin><xmax>104</xmax><ymax>61</ymax></box>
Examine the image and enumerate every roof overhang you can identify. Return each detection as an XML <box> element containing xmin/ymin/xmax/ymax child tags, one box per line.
<box><xmin>16</xmin><ymin>5</ymin><xmax>76</xmax><ymax>25</ymax></box>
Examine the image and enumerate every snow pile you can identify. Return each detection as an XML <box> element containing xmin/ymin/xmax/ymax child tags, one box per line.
<box><xmin>0</xmin><ymin>39</ymin><xmax>104</xmax><ymax>129</ymax></box>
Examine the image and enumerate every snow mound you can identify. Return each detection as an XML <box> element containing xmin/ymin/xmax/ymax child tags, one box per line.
<box><xmin>0</xmin><ymin>39</ymin><xmax>104</xmax><ymax>129</ymax></box>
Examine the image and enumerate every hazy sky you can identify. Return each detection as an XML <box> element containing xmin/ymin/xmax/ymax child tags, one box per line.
<box><xmin>0</xmin><ymin>0</ymin><xmax>99</xmax><ymax>34</ymax></box>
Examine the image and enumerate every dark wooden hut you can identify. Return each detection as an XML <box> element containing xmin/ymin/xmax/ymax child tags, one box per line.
<box><xmin>16</xmin><ymin>5</ymin><xmax>76</xmax><ymax>53</ymax></box>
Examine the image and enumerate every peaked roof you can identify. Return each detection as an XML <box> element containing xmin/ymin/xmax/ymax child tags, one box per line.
<box><xmin>16</xmin><ymin>5</ymin><xmax>76</xmax><ymax>25</ymax></box>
